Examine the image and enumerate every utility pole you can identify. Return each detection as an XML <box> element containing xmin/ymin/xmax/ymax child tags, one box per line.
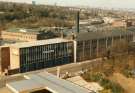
<box><xmin>76</xmin><ymin>11</ymin><xmax>80</xmax><ymax>33</ymax></box>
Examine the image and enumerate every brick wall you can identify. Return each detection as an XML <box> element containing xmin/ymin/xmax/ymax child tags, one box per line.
<box><xmin>0</xmin><ymin>47</ymin><xmax>10</xmax><ymax>72</ymax></box>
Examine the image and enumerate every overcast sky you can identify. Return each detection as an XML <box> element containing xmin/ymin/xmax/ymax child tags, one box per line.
<box><xmin>0</xmin><ymin>0</ymin><xmax>135</xmax><ymax>9</ymax></box>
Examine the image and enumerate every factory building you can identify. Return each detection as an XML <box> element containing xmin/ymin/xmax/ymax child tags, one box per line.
<box><xmin>76</xmin><ymin>31</ymin><xmax>133</xmax><ymax>62</ymax></box>
<box><xmin>0</xmin><ymin>38</ymin><xmax>74</xmax><ymax>74</ymax></box>
<box><xmin>6</xmin><ymin>71</ymin><xmax>90</xmax><ymax>93</ymax></box>
<box><xmin>0</xmin><ymin>38</ymin><xmax>76</xmax><ymax>74</ymax></box>
<box><xmin>0</xmin><ymin>28</ymin><xmax>60</xmax><ymax>42</ymax></box>
<box><xmin>0</xmin><ymin>30</ymin><xmax>134</xmax><ymax>74</ymax></box>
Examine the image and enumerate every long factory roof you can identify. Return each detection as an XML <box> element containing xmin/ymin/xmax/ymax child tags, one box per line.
<box><xmin>10</xmin><ymin>38</ymin><xmax>73</xmax><ymax>48</ymax></box>
<box><xmin>76</xmin><ymin>30</ymin><xmax>133</xmax><ymax>41</ymax></box>
<box><xmin>6</xmin><ymin>71</ymin><xmax>91</xmax><ymax>93</ymax></box>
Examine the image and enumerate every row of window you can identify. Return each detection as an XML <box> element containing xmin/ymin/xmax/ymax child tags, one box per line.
<box><xmin>20</xmin><ymin>56</ymin><xmax>73</xmax><ymax>73</ymax></box>
<box><xmin>77</xmin><ymin>35</ymin><xmax>132</xmax><ymax>62</ymax></box>
<box><xmin>2</xmin><ymin>32</ymin><xmax>37</xmax><ymax>40</ymax></box>
<box><xmin>20</xmin><ymin>42</ymin><xmax>74</xmax><ymax>67</ymax></box>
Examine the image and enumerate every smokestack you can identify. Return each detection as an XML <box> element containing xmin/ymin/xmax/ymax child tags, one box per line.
<box><xmin>32</xmin><ymin>1</ymin><xmax>36</xmax><ymax>5</ymax></box>
<box><xmin>76</xmin><ymin>11</ymin><xmax>80</xmax><ymax>33</ymax></box>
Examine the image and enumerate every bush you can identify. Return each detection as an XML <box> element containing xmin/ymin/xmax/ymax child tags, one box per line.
<box><xmin>82</xmin><ymin>72</ymin><xmax>124</xmax><ymax>93</ymax></box>
<box><xmin>100</xmin><ymin>89</ymin><xmax>112</xmax><ymax>93</ymax></box>
<box><xmin>100</xmin><ymin>78</ymin><xmax>124</xmax><ymax>93</ymax></box>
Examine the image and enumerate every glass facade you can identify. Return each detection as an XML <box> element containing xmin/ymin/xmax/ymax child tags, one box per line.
<box><xmin>19</xmin><ymin>42</ymin><xmax>74</xmax><ymax>73</ymax></box>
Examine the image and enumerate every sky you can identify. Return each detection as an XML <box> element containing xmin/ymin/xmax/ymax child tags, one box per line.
<box><xmin>0</xmin><ymin>0</ymin><xmax>135</xmax><ymax>9</ymax></box>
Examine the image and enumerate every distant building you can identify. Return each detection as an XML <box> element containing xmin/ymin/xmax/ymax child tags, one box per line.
<box><xmin>111</xmin><ymin>20</ymin><xmax>127</xmax><ymax>27</ymax></box>
<box><xmin>103</xmin><ymin>17</ymin><xmax>114</xmax><ymax>24</ymax></box>
<box><xmin>0</xmin><ymin>28</ymin><xmax>60</xmax><ymax>42</ymax></box>
<box><xmin>126</xmin><ymin>19</ymin><xmax>135</xmax><ymax>27</ymax></box>
<box><xmin>79</xmin><ymin>20</ymin><xmax>90</xmax><ymax>26</ymax></box>
<box><xmin>90</xmin><ymin>18</ymin><xmax>104</xmax><ymax>25</ymax></box>
<box><xmin>103</xmin><ymin>17</ymin><xmax>128</xmax><ymax>28</ymax></box>
<box><xmin>0</xmin><ymin>30</ymin><xmax>133</xmax><ymax>74</ymax></box>
<box><xmin>32</xmin><ymin>1</ymin><xmax>36</xmax><ymax>5</ymax></box>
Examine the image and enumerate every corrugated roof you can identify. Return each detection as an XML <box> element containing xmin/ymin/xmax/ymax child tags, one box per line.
<box><xmin>7</xmin><ymin>71</ymin><xmax>91</xmax><ymax>93</ymax></box>
<box><xmin>76</xmin><ymin>31</ymin><xmax>133</xmax><ymax>41</ymax></box>
<box><xmin>6</xmin><ymin>80</ymin><xmax>43</xmax><ymax>93</ymax></box>
<box><xmin>10</xmin><ymin>38</ymin><xmax>73</xmax><ymax>48</ymax></box>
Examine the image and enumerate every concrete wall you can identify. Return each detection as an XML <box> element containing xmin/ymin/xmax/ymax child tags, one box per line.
<box><xmin>10</xmin><ymin>47</ymin><xmax>20</xmax><ymax>70</ymax></box>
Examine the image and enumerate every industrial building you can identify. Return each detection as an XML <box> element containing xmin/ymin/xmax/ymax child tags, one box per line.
<box><xmin>75</xmin><ymin>11</ymin><xmax>133</xmax><ymax>62</ymax></box>
<box><xmin>6</xmin><ymin>71</ymin><xmax>91</xmax><ymax>93</ymax></box>
<box><xmin>0</xmin><ymin>28</ymin><xmax>60</xmax><ymax>42</ymax></box>
<box><xmin>0</xmin><ymin>29</ymin><xmax>134</xmax><ymax>74</ymax></box>
<box><xmin>76</xmin><ymin>30</ymin><xmax>133</xmax><ymax>62</ymax></box>
<box><xmin>0</xmin><ymin>38</ymin><xmax>75</xmax><ymax>74</ymax></box>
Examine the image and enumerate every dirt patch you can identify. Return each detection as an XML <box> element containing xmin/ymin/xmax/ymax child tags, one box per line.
<box><xmin>111</xmin><ymin>73</ymin><xmax>135</xmax><ymax>93</ymax></box>
<box><xmin>0</xmin><ymin>87</ymin><xmax>12</xmax><ymax>93</ymax></box>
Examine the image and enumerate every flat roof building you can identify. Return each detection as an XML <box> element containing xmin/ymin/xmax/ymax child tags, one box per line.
<box><xmin>0</xmin><ymin>28</ymin><xmax>134</xmax><ymax>74</ymax></box>
<box><xmin>0</xmin><ymin>28</ymin><xmax>60</xmax><ymax>42</ymax></box>
<box><xmin>1</xmin><ymin>38</ymin><xmax>75</xmax><ymax>74</ymax></box>
<box><xmin>6</xmin><ymin>71</ymin><xmax>91</xmax><ymax>93</ymax></box>
<box><xmin>76</xmin><ymin>30</ymin><xmax>133</xmax><ymax>62</ymax></box>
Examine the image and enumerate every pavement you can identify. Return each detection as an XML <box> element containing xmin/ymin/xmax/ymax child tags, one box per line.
<box><xmin>46</xmin><ymin>58</ymin><xmax>103</xmax><ymax>75</ymax></box>
<box><xmin>0</xmin><ymin>58</ymin><xmax>103</xmax><ymax>91</ymax></box>
<box><xmin>67</xmin><ymin>76</ymin><xmax>103</xmax><ymax>92</ymax></box>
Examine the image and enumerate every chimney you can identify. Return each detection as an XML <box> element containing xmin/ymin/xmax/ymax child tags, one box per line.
<box><xmin>32</xmin><ymin>1</ymin><xmax>36</xmax><ymax>5</ymax></box>
<box><xmin>76</xmin><ymin>11</ymin><xmax>80</xmax><ymax>33</ymax></box>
